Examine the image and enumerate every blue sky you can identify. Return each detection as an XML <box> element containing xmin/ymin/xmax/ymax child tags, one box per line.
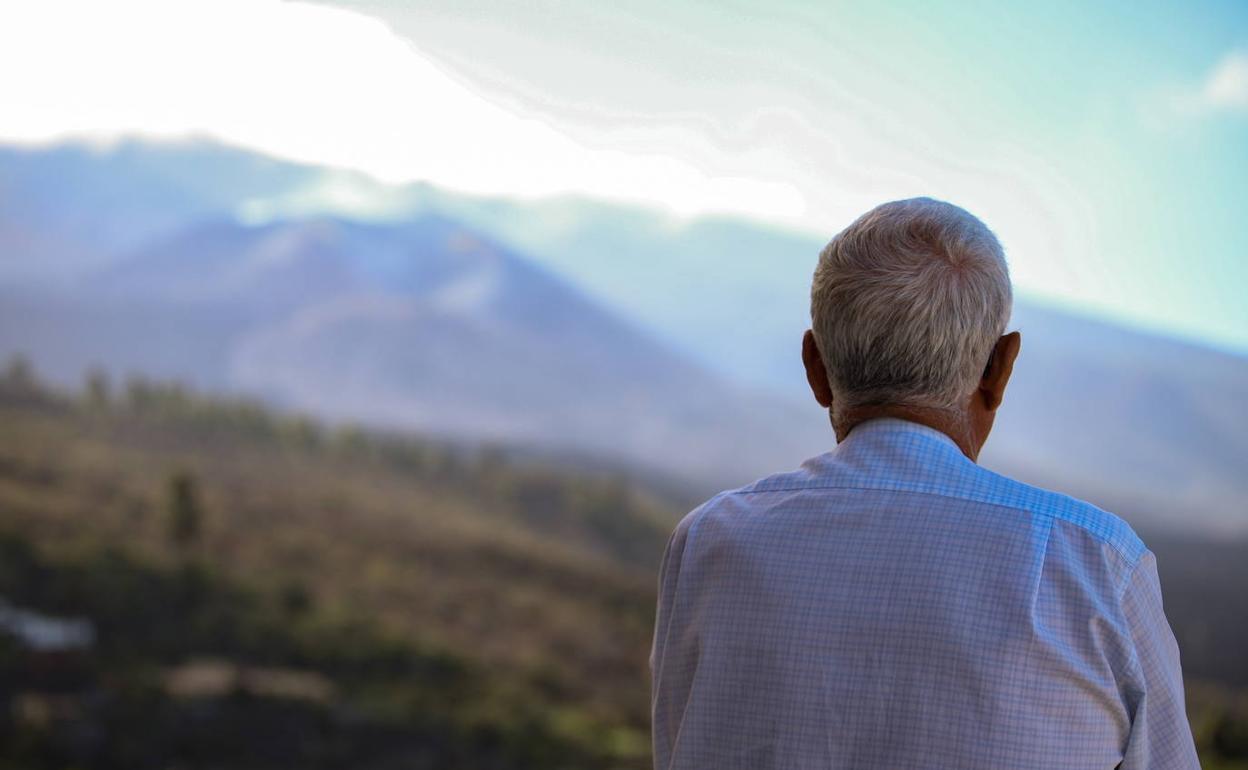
<box><xmin>0</xmin><ymin>0</ymin><xmax>1245</xmax><ymax>353</ymax></box>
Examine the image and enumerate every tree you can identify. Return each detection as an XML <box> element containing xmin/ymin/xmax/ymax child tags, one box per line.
<box><xmin>84</xmin><ymin>367</ymin><xmax>111</xmax><ymax>409</ymax></box>
<box><xmin>167</xmin><ymin>470</ymin><xmax>203</xmax><ymax>550</ymax></box>
<box><xmin>2</xmin><ymin>354</ymin><xmax>36</xmax><ymax>391</ymax></box>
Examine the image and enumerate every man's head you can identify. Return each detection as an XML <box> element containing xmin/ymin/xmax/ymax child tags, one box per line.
<box><xmin>802</xmin><ymin>197</ymin><xmax>1021</xmax><ymax>460</ymax></box>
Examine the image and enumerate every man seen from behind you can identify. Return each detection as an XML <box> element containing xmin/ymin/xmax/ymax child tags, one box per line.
<box><xmin>649</xmin><ymin>198</ymin><xmax>1199</xmax><ymax>769</ymax></box>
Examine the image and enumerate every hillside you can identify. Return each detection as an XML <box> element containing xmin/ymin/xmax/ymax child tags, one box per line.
<box><xmin>0</xmin><ymin>362</ymin><xmax>671</xmax><ymax>768</ymax></box>
<box><xmin>1</xmin><ymin>362</ymin><xmax>1247</xmax><ymax>768</ymax></box>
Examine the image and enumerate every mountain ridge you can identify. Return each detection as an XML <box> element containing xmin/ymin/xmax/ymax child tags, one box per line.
<box><xmin>0</xmin><ymin>137</ymin><xmax>1243</xmax><ymax>535</ymax></box>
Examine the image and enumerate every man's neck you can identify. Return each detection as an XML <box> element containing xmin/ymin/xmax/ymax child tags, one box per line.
<box><xmin>834</xmin><ymin>404</ymin><xmax>980</xmax><ymax>462</ymax></box>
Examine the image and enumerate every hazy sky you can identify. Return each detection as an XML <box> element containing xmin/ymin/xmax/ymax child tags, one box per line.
<box><xmin>1</xmin><ymin>0</ymin><xmax>1245</xmax><ymax>353</ymax></box>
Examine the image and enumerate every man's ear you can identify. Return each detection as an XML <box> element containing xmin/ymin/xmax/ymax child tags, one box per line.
<box><xmin>802</xmin><ymin>329</ymin><xmax>834</xmax><ymax>408</ymax></box>
<box><xmin>978</xmin><ymin>331</ymin><xmax>1021</xmax><ymax>412</ymax></box>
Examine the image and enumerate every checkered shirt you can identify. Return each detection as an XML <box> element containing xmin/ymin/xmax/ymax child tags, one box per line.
<box><xmin>650</xmin><ymin>417</ymin><xmax>1198</xmax><ymax>769</ymax></box>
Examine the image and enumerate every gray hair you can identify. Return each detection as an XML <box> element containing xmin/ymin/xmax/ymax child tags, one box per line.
<box><xmin>810</xmin><ymin>197</ymin><xmax>1012</xmax><ymax>421</ymax></box>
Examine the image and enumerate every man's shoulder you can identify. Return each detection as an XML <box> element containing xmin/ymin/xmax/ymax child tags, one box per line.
<box><xmin>676</xmin><ymin>459</ymin><xmax>1148</xmax><ymax>568</ymax></box>
<box><xmin>960</xmin><ymin>463</ymin><xmax>1150</xmax><ymax>566</ymax></box>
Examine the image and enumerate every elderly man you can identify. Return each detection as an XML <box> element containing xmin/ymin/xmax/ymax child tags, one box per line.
<box><xmin>649</xmin><ymin>198</ymin><xmax>1198</xmax><ymax>769</ymax></box>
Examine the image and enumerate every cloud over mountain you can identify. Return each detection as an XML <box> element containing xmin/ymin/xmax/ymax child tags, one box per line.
<box><xmin>0</xmin><ymin>137</ymin><xmax>1245</xmax><ymax>536</ymax></box>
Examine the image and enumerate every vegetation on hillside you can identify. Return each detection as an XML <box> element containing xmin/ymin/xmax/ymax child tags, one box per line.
<box><xmin>0</xmin><ymin>355</ymin><xmax>1244</xmax><ymax>768</ymax></box>
<box><xmin>0</xmin><ymin>356</ymin><xmax>672</xmax><ymax>768</ymax></box>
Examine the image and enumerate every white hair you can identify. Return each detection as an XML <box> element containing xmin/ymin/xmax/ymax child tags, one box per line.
<box><xmin>810</xmin><ymin>197</ymin><xmax>1012</xmax><ymax>422</ymax></box>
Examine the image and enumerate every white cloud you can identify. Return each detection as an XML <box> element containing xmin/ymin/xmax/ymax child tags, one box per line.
<box><xmin>0</xmin><ymin>0</ymin><xmax>1103</xmax><ymax>307</ymax></box>
<box><xmin>0</xmin><ymin>0</ymin><xmax>805</xmax><ymax>220</ymax></box>
<box><xmin>1199</xmin><ymin>50</ymin><xmax>1248</xmax><ymax>113</ymax></box>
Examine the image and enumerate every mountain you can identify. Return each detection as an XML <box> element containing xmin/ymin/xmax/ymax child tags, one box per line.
<box><xmin>986</xmin><ymin>302</ymin><xmax>1248</xmax><ymax>536</ymax></box>
<box><xmin>1</xmin><ymin>208</ymin><xmax>826</xmax><ymax>486</ymax></box>
<box><xmin>0</xmin><ymin>140</ymin><xmax>316</xmax><ymax>285</ymax></box>
<box><xmin>385</xmin><ymin>184</ymin><xmax>1248</xmax><ymax>537</ymax></box>
<box><xmin>0</xmin><ymin>137</ymin><xmax>1244</xmax><ymax>535</ymax></box>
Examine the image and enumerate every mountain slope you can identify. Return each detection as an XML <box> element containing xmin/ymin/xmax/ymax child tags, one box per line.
<box><xmin>983</xmin><ymin>302</ymin><xmax>1248</xmax><ymax>535</ymax></box>
<box><xmin>0</xmin><ymin>137</ymin><xmax>1244</xmax><ymax>534</ymax></box>
<box><xmin>5</xmin><ymin>211</ymin><xmax>827</xmax><ymax>485</ymax></box>
<box><xmin>0</xmin><ymin>372</ymin><xmax>666</xmax><ymax>768</ymax></box>
<box><xmin>0</xmin><ymin>139</ymin><xmax>316</xmax><ymax>285</ymax></box>
<box><xmin>385</xmin><ymin>185</ymin><xmax>1248</xmax><ymax>535</ymax></box>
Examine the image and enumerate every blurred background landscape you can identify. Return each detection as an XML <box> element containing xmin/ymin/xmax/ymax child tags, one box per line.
<box><xmin>1</xmin><ymin>1</ymin><xmax>1246</xmax><ymax>768</ymax></box>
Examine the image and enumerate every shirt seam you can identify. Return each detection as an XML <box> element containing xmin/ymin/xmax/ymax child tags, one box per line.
<box><xmin>1116</xmin><ymin>547</ymin><xmax>1151</xmax><ymax>604</ymax></box>
<box><xmin>1115</xmin><ymin>550</ymin><xmax>1152</xmax><ymax>726</ymax></box>
<box><xmin>725</xmin><ymin>483</ymin><xmax>1139</xmax><ymax>563</ymax></box>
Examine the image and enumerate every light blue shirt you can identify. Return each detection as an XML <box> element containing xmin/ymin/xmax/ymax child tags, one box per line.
<box><xmin>650</xmin><ymin>417</ymin><xmax>1198</xmax><ymax>769</ymax></box>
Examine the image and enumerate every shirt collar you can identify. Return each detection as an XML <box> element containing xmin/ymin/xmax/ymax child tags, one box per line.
<box><xmin>751</xmin><ymin>415</ymin><xmax>975</xmax><ymax>496</ymax></box>
<box><xmin>835</xmin><ymin>416</ymin><xmax>964</xmax><ymax>454</ymax></box>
